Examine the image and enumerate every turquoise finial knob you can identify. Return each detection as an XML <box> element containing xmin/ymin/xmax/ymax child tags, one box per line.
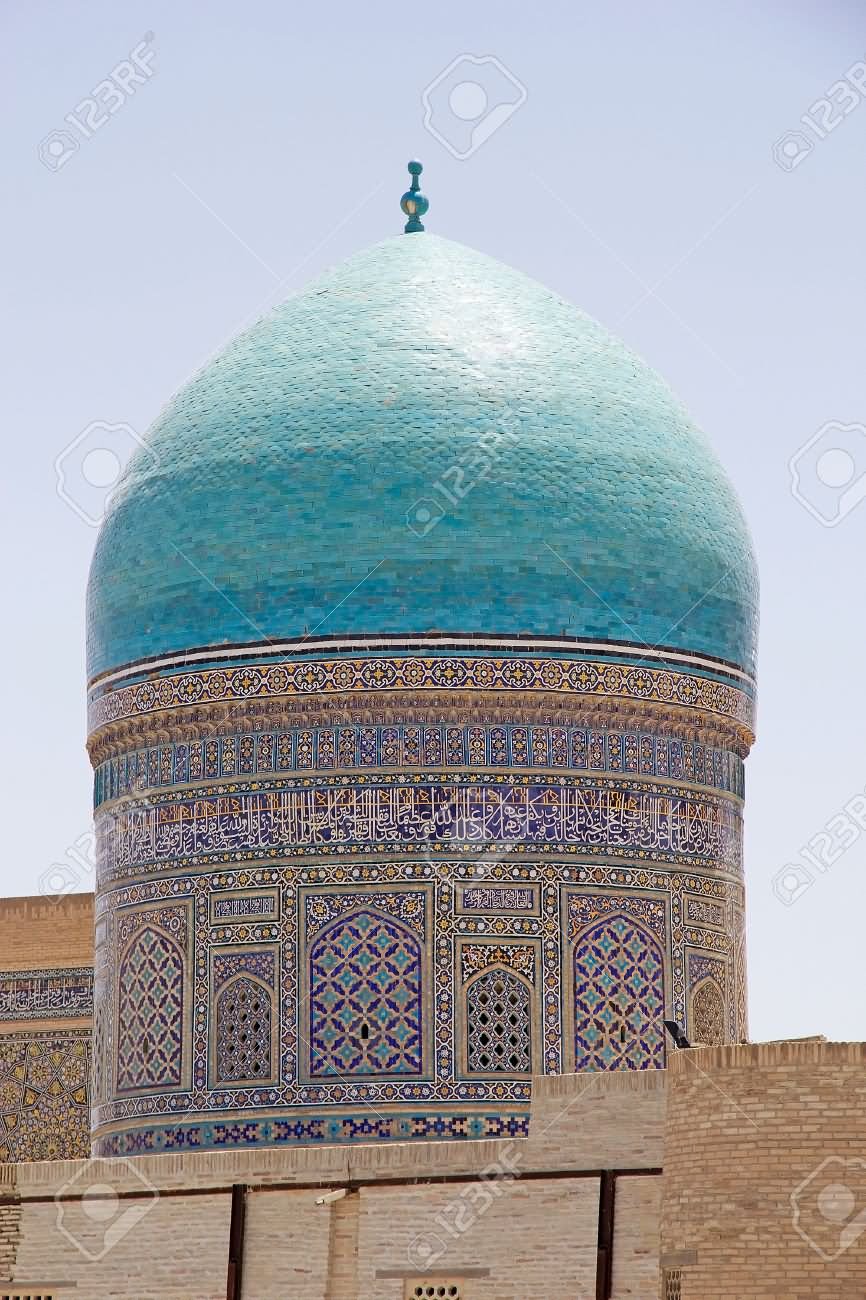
<box><xmin>400</xmin><ymin>159</ymin><xmax>429</xmax><ymax>234</ymax></box>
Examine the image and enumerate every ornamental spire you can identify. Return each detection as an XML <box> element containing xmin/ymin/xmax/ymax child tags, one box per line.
<box><xmin>400</xmin><ymin>160</ymin><xmax>429</xmax><ymax>233</ymax></box>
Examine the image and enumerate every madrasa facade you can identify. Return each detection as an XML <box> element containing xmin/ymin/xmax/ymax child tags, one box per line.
<box><xmin>1</xmin><ymin>165</ymin><xmax>864</xmax><ymax>1300</ymax></box>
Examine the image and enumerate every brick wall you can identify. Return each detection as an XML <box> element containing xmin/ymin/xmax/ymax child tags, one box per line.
<box><xmin>613</xmin><ymin>1174</ymin><xmax>662</xmax><ymax>1298</ymax></box>
<box><xmin>356</xmin><ymin>1177</ymin><xmax>598</xmax><ymax>1300</ymax></box>
<box><xmin>0</xmin><ymin>1199</ymin><xmax>20</xmax><ymax>1283</ymax></box>
<box><xmin>660</xmin><ymin>1041</ymin><xmax>866</xmax><ymax>1299</ymax></box>
<box><xmin>0</xmin><ymin>894</ymin><xmax>93</xmax><ymax>974</ymax></box>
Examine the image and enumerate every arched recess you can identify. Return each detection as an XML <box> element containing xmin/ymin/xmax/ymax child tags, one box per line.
<box><xmin>309</xmin><ymin>909</ymin><xmax>423</xmax><ymax>1078</ymax></box>
<box><xmin>214</xmin><ymin>973</ymin><xmax>274</xmax><ymax>1085</ymax></box>
<box><xmin>116</xmin><ymin>924</ymin><xmax>184</xmax><ymax>1092</ymax></box>
<box><xmin>464</xmin><ymin>965</ymin><xmax>533</xmax><ymax>1076</ymax></box>
<box><xmin>690</xmin><ymin>976</ymin><xmax>726</xmax><ymax>1046</ymax></box>
<box><xmin>573</xmin><ymin>913</ymin><xmax>665</xmax><ymax>1071</ymax></box>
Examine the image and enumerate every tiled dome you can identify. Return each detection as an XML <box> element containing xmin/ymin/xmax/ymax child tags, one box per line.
<box><xmin>86</xmin><ymin>233</ymin><xmax>758</xmax><ymax>679</ymax></box>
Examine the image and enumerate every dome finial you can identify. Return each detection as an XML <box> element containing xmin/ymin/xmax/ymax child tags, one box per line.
<box><xmin>400</xmin><ymin>160</ymin><xmax>429</xmax><ymax>234</ymax></box>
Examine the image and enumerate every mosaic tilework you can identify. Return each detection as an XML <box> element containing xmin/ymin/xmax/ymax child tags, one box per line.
<box><xmin>458</xmin><ymin>884</ymin><xmax>540</xmax><ymax>915</ymax></box>
<box><xmin>86</xmin><ymin>235</ymin><xmax>758</xmax><ymax>681</ymax></box>
<box><xmin>691</xmin><ymin>978</ymin><xmax>725</xmax><ymax>1046</ymax></box>
<box><xmin>0</xmin><ymin>1030</ymin><xmax>90</xmax><ymax>1162</ymax></box>
<box><xmin>212</xmin><ymin>949</ymin><xmax>276</xmax><ymax>990</ymax></box>
<box><xmin>87</xmin><ymin>653</ymin><xmax>754</xmax><ymax>734</ymax></box>
<box><xmin>572</xmin><ymin>915</ymin><xmax>666</xmax><ymax>1071</ymax></box>
<box><xmin>305</xmin><ymin>890</ymin><xmax>425</xmax><ymax>941</ymax></box>
<box><xmin>460</xmin><ymin>944</ymin><xmax>535</xmax><ymax>982</ymax></box>
<box><xmin>309</xmin><ymin>911</ymin><xmax>423</xmax><ymax>1078</ymax></box>
<box><xmin>0</xmin><ymin>967</ymin><xmax>93</xmax><ymax>1020</ymax></box>
<box><xmin>95</xmin><ymin>1109</ymin><xmax>530</xmax><ymax>1156</ymax></box>
<box><xmin>93</xmin><ymin>722</ymin><xmax>744</xmax><ymax>806</ymax></box>
<box><xmin>90</xmin><ymin>858</ymin><xmax>745</xmax><ymax>1154</ymax></box>
<box><xmin>116</xmin><ymin>926</ymin><xmax>184</xmax><ymax>1092</ymax></box>
<box><xmin>97</xmin><ymin>773</ymin><xmax>742</xmax><ymax>884</ymax></box>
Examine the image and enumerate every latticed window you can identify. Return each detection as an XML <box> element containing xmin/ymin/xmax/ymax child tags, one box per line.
<box><xmin>466</xmin><ymin>967</ymin><xmax>532</xmax><ymax>1073</ymax></box>
<box><xmin>691</xmin><ymin>977</ymin><xmax>725</xmax><ymax>1046</ymax></box>
<box><xmin>663</xmin><ymin>1268</ymin><xmax>682</xmax><ymax>1299</ymax></box>
<box><xmin>216</xmin><ymin>976</ymin><xmax>272</xmax><ymax>1083</ymax></box>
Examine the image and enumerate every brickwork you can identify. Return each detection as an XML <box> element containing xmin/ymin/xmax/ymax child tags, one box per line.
<box><xmin>356</xmin><ymin>1177</ymin><xmax>598</xmax><ymax>1300</ymax></box>
<box><xmin>660</xmin><ymin>1041</ymin><xmax>866</xmax><ymax>1299</ymax></box>
<box><xmin>324</xmin><ymin>1188</ymin><xmax>360</xmax><ymax>1300</ymax></box>
<box><xmin>0</xmin><ymin>895</ymin><xmax>93</xmax><ymax>974</ymax></box>
<box><xmin>0</xmin><ymin>1198</ymin><xmax>20</xmax><ymax>1283</ymax></box>
<box><xmin>613</xmin><ymin>1174</ymin><xmax>662</xmax><ymax>1298</ymax></box>
<box><xmin>10</xmin><ymin>1194</ymin><xmax>230</xmax><ymax>1300</ymax></box>
<box><xmin>529</xmin><ymin>1069</ymin><xmax>666</xmax><ymax>1169</ymax></box>
<box><xmin>242</xmin><ymin>1189</ymin><xmax>331</xmax><ymax>1299</ymax></box>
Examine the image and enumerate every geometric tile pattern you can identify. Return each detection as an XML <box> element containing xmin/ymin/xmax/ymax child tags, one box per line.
<box><xmin>309</xmin><ymin>911</ymin><xmax>423</xmax><ymax>1078</ymax></box>
<box><xmin>0</xmin><ymin>1031</ymin><xmax>90</xmax><ymax>1162</ymax></box>
<box><xmin>573</xmin><ymin>915</ymin><xmax>666</xmax><ymax>1071</ymax></box>
<box><xmin>215</xmin><ymin>975</ymin><xmax>272</xmax><ymax>1083</ymax></box>
<box><xmin>87</xmin><ymin>651</ymin><xmax>754</xmax><ymax>734</ymax></box>
<box><xmin>93</xmin><ymin>722</ymin><xmax>744</xmax><ymax>805</ymax></box>
<box><xmin>116</xmin><ymin>925</ymin><xmax>184</xmax><ymax>1092</ymax></box>
<box><xmin>95</xmin><ymin>1109</ymin><xmax>531</xmax><ymax>1155</ymax></box>
<box><xmin>466</xmin><ymin>969</ymin><xmax>532</xmax><ymax>1074</ymax></box>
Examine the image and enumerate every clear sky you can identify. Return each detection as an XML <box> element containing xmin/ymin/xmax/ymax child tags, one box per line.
<box><xmin>2</xmin><ymin>0</ymin><xmax>865</xmax><ymax>1044</ymax></box>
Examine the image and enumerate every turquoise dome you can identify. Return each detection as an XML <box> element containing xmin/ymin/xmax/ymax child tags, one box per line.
<box><xmin>86</xmin><ymin>234</ymin><xmax>758</xmax><ymax>680</ymax></box>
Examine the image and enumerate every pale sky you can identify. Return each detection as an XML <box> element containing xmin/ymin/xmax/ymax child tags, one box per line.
<box><xmin>2</xmin><ymin>0</ymin><xmax>865</xmax><ymax>1043</ymax></box>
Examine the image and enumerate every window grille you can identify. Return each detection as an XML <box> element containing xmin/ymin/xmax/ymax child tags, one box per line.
<box><xmin>405</xmin><ymin>1284</ymin><xmax>461</xmax><ymax>1299</ymax></box>
<box><xmin>2</xmin><ymin>1293</ymin><xmax>55</xmax><ymax>1299</ymax></box>
<box><xmin>663</xmin><ymin>1269</ymin><xmax>682</xmax><ymax>1300</ymax></box>
<box><xmin>466</xmin><ymin>969</ymin><xmax>531</xmax><ymax>1073</ymax></box>
<box><xmin>216</xmin><ymin>976</ymin><xmax>272</xmax><ymax>1083</ymax></box>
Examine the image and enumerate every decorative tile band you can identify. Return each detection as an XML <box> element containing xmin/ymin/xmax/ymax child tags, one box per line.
<box><xmin>94</xmin><ymin>722</ymin><xmax>743</xmax><ymax>807</ymax></box>
<box><xmin>87</xmin><ymin>653</ymin><xmax>755</xmax><ymax>735</ymax></box>
<box><xmin>93</xmin><ymin>1108</ymin><xmax>531</xmax><ymax>1156</ymax></box>
<box><xmin>96</xmin><ymin>773</ymin><xmax>742</xmax><ymax>883</ymax></box>
<box><xmin>0</xmin><ymin>967</ymin><xmax>93</xmax><ymax>1020</ymax></box>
